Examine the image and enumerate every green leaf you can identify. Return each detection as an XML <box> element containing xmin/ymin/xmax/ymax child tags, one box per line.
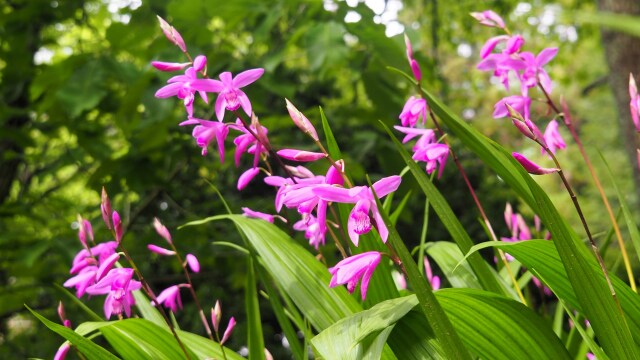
<box><xmin>245</xmin><ymin>256</ymin><xmax>266</xmax><ymax>360</ymax></box>
<box><xmin>176</xmin><ymin>330</ymin><xmax>245</xmax><ymax>360</ymax></box>
<box><xmin>368</xmin><ymin>177</ymin><xmax>471</xmax><ymax>359</ymax></box>
<box><xmin>26</xmin><ymin>305</ymin><xmax>119</xmax><ymax>360</ymax></box>
<box><xmin>575</xmin><ymin>11</ymin><xmax>640</xmax><ymax>38</ymax></box>
<box><xmin>464</xmin><ymin>240</ymin><xmax>640</xmax><ymax>348</ymax></box>
<box><xmin>132</xmin><ymin>290</ymin><xmax>167</xmax><ymax>329</ymax></box>
<box><xmin>319</xmin><ymin>106</ymin><xmax>343</xmax><ymax>160</ymax></box>
<box><xmin>426</xmin><ymin>242</ymin><xmax>481</xmax><ymax>290</ymax></box>
<box><xmin>311</xmin><ymin>296</ymin><xmax>416</xmax><ymax>359</ymax></box>
<box><xmin>54</xmin><ymin>284</ymin><xmax>103</xmax><ymax>322</ymax></box>
<box><xmin>184</xmin><ymin>215</ymin><xmax>361</xmax><ymax>331</ymax></box>
<box><xmin>598</xmin><ymin>150</ymin><xmax>640</xmax><ymax>268</ymax></box>
<box><xmin>436</xmin><ymin>289</ymin><xmax>570</xmax><ymax>360</ymax></box>
<box><xmin>100</xmin><ymin>318</ymin><xmax>197</xmax><ymax>360</ymax></box>
<box><xmin>381</xmin><ymin>121</ymin><xmax>505</xmax><ymax>295</ymax></box>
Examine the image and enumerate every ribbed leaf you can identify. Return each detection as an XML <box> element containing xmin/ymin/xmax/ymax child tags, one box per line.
<box><xmin>464</xmin><ymin>240</ymin><xmax>640</xmax><ymax>345</ymax></box>
<box><xmin>426</xmin><ymin>242</ymin><xmax>481</xmax><ymax>289</ymax></box>
<box><xmin>319</xmin><ymin>106</ymin><xmax>342</xmax><ymax>160</ymax></box>
<box><xmin>176</xmin><ymin>330</ymin><xmax>245</xmax><ymax>360</ymax></box>
<box><xmin>26</xmin><ymin>305</ymin><xmax>118</xmax><ymax>360</ymax></box>
<box><xmin>414</xmin><ymin>86</ymin><xmax>640</xmax><ymax>358</ymax></box>
<box><xmin>245</xmin><ymin>256</ymin><xmax>266</xmax><ymax>360</ymax></box>
<box><xmin>100</xmin><ymin>318</ymin><xmax>197</xmax><ymax>360</ymax></box>
<box><xmin>314</xmin><ymin>290</ymin><xmax>569</xmax><ymax>360</ymax></box>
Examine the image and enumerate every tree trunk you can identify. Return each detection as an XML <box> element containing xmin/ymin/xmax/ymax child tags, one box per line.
<box><xmin>597</xmin><ymin>0</ymin><xmax>640</xmax><ymax>199</ymax></box>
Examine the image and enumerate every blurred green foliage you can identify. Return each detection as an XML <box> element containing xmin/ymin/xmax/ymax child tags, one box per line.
<box><xmin>0</xmin><ymin>0</ymin><xmax>634</xmax><ymax>358</ymax></box>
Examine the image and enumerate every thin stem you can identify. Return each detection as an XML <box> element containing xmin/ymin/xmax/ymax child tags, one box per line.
<box><xmin>232</xmin><ymin>110</ymin><xmax>298</xmax><ymax>183</ymax></box>
<box><xmin>315</xmin><ymin>140</ymin><xmax>353</xmax><ymax>188</ymax></box>
<box><xmin>327</xmin><ymin>206</ymin><xmax>349</xmax><ymax>258</ymax></box>
<box><xmin>418</xmin><ymin>197</ymin><xmax>430</xmax><ymax>276</ymax></box>
<box><xmin>425</xmin><ymin>108</ymin><xmax>527</xmax><ymax>303</ymax></box>
<box><xmin>538</xmin><ymin>82</ymin><xmax>636</xmax><ymax>292</ymax></box>
<box><xmin>544</xmin><ymin>148</ymin><xmax>620</xmax><ymax>306</ymax></box>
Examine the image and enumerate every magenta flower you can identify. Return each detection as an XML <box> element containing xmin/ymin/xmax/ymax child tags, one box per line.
<box><xmin>629</xmin><ymin>74</ymin><xmax>640</xmax><ymax>132</ymax></box>
<box><xmin>470</xmin><ymin>10</ymin><xmax>505</xmax><ymax>28</ymax></box>
<box><xmin>329</xmin><ymin>251</ymin><xmax>382</xmax><ymax>300</ymax></box>
<box><xmin>313</xmin><ymin>175</ymin><xmax>401</xmax><ymax>246</ymax></box>
<box><xmin>413</xmin><ymin>143</ymin><xmax>449</xmax><ymax>179</ymax></box>
<box><xmin>494</xmin><ymin>95</ymin><xmax>531</xmax><ymax>120</ymax></box>
<box><xmin>180</xmin><ymin>118</ymin><xmax>229</xmax><ymax>159</ymax></box>
<box><xmin>399</xmin><ymin>96</ymin><xmax>428</xmax><ymax>128</ymax></box>
<box><xmin>86</xmin><ymin>268</ymin><xmax>141</xmax><ymax>319</ymax></box>
<box><xmin>63</xmin><ymin>267</ymin><xmax>98</xmax><ymax>298</ymax></box>
<box><xmin>232</xmin><ymin>119</ymin><xmax>269</xmax><ymax>168</ymax></box>
<box><xmin>512</xmin><ymin>152</ymin><xmax>558</xmax><ymax>175</ymax></box>
<box><xmin>153</xmin><ymin>285</ymin><xmax>184</xmax><ymax>313</ymax></box>
<box><xmin>293</xmin><ymin>215</ymin><xmax>325</xmax><ymax>249</ymax></box>
<box><xmin>155</xmin><ymin>67</ymin><xmax>209</xmax><ymax>117</ymax></box>
<box><xmin>96</xmin><ymin>253</ymin><xmax>120</xmax><ymax>281</ymax></box>
<box><xmin>518</xmin><ymin>48</ymin><xmax>558</xmax><ymax>93</ymax></box>
<box><xmin>193</xmin><ymin>68</ymin><xmax>265</xmax><ymax>121</ymax></box>
<box><xmin>542</xmin><ymin>120</ymin><xmax>566</xmax><ymax>155</ymax></box>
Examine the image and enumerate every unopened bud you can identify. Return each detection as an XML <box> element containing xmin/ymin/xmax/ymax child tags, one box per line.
<box><xmin>285</xmin><ymin>99</ymin><xmax>319</xmax><ymax>141</ymax></box>
<box><xmin>212</xmin><ymin>301</ymin><xmax>222</xmax><ymax>333</ymax></box>
<box><xmin>101</xmin><ymin>187</ymin><xmax>112</xmax><ymax>230</ymax></box>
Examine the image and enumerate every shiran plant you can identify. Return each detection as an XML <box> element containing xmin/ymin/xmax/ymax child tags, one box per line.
<box><xmin>30</xmin><ymin>9</ymin><xmax>640</xmax><ymax>360</ymax></box>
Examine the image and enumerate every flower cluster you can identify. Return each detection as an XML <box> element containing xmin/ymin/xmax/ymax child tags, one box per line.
<box><xmin>472</xmin><ymin>11</ymin><xmax>567</xmax><ymax>175</ymax></box>
<box><xmin>63</xmin><ymin>189</ymin><xmax>140</xmax><ymax>320</ymax></box>
<box><xmin>393</xmin><ymin>36</ymin><xmax>449</xmax><ymax>178</ymax></box>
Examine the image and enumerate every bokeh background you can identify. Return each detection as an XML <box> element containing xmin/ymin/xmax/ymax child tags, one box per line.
<box><xmin>1</xmin><ymin>0</ymin><xmax>639</xmax><ymax>358</ymax></box>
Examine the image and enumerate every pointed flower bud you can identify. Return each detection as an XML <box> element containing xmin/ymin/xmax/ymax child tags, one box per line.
<box><xmin>560</xmin><ymin>96</ymin><xmax>573</xmax><ymax>126</ymax></box>
<box><xmin>156</xmin><ymin>16</ymin><xmax>186</xmax><ymax>52</ymax></box>
<box><xmin>193</xmin><ymin>55</ymin><xmax>207</xmax><ymax>72</ymax></box>
<box><xmin>112</xmin><ymin>211</ymin><xmax>123</xmax><ymax>243</ymax></box>
<box><xmin>512</xmin><ymin>152</ymin><xmax>559</xmax><ymax>175</ymax></box>
<box><xmin>101</xmin><ymin>187</ymin><xmax>112</xmax><ymax>230</ymax></box>
<box><xmin>238</xmin><ymin>167</ymin><xmax>261</xmax><ymax>191</ymax></box>
<box><xmin>186</xmin><ymin>254</ymin><xmax>200</xmax><ymax>273</ymax></box>
<box><xmin>57</xmin><ymin>301</ymin><xmax>66</xmax><ymax>323</ymax></box>
<box><xmin>147</xmin><ymin>244</ymin><xmax>176</xmax><ymax>256</ymax></box>
<box><xmin>212</xmin><ymin>300</ymin><xmax>222</xmax><ymax>333</ymax></box>
<box><xmin>470</xmin><ymin>10</ymin><xmax>505</xmax><ymax>28</ymax></box>
<box><xmin>151</xmin><ymin>61</ymin><xmax>191</xmax><ymax>72</ymax></box>
<box><xmin>285</xmin><ymin>99</ymin><xmax>319</xmax><ymax>141</ymax></box>
<box><xmin>221</xmin><ymin>317</ymin><xmax>236</xmax><ymax>345</ymax></box>
<box><xmin>153</xmin><ymin>218</ymin><xmax>172</xmax><ymax>244</ymax></box>
<box><xmin>277</xmin><ymin>149</ymin><xmax>327</xmax><ymax>162</ymax></box>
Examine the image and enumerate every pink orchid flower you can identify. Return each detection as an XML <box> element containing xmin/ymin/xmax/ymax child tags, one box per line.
<box><xmin>232</xmin><ymin>119</ymin><xmax>269</xmax><ymax>168</ymax></box>
<box><xmin>542</xmin><ymin>120</ymin><xmax>566</xmax><ymax>155</ymax></box>
<box><xmin>399</xmin><ymin>96</ymin><xmax>428</xmax><ymax>128</ymax></box>
<box><xmin>494</xmin><ymin>95</ymin><xmax>531</xmax><ymax>120</ymax></box>
<box><xmin>153</xmin><ymin>285</ymin><xmax>184</xmax><ymax>313</ymax></box>
<box><xmin>313</xmin><ymin>175</ymin><xmax>401</xmax><ymax>246</ymax></box>
<box><xmin>412</xmin><ymin>143</ymin><xmax>449</xmax><ymax>179</ymax></box>
<box><xmin>193</xmin><ymin>68</ymin><xmax>265</xmax><ymax>121</ymax></box>
<box><xmin>155</xmin><ymin>67</ymin><xmax>210</xmax><ymax>118</ymax></box>
<box><xmin>179</xmin><ymin>118</ymin><xmax>229</xmax><ymax>160</ymax></box>
<box><xmin>518</xmin><ymin>48</ymin><xmax>558</xmax><ymax>93</ymax></box>
<box><xmin>86</xmin><ymin>268</ymin><xmax>141</xmax><ymax>319</ymax></box>
<box><xmin>328</xmin><ymin>251</ymin><xmax>382</xmax><ymax>300</ymax></box>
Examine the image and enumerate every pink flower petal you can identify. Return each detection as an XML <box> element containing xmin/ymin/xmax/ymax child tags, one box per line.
<box><xmin>233</xmin><ymin>68</ymin><xmax>265</xmax><ymax>88</ymax></box>
<box><xmin>186</xmin><ymin>254</ymin><xmax>200</xmax><ymax>273</ymax></box>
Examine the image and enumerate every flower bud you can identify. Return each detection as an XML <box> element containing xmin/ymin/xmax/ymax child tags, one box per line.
<box><xmin>101</xmin><ymin>187</ymin><xmax>112</xmax><ymax>230</ymax></box>
<box><xmin>151</xmin><ymin>61</ymin><xmax>190</xmax><ymax>72</ymax></box>
<box><xmin>153</xmin><ymin>218</ymin><xmax>172</xmax><ymax>244</ymax></box>
<box><xmin>112</xmin><ymin>211</ymin><xmax>123</xmax><ymax>243</ymax></box>
<box><xmin>147</xmin><ymin>244</ymin><xmax>176</xmax><ymax>256</ymax></box>
<box><xmin>156</xmin><ymin>16</ymin><xmax>187</xmax><ymax>52</ymax></box>
<box><xmin>185</xmin><ymin>254</ymin><xmax>200</xmax><ymax>273</ymax></box>
<box><xmin>238</xmin><ymin>167</ymin><xmax>260</xmax><ymax>191</ymax></box>
<box><xmin>212</xmin><ymin>300</ymin><xmax>222</xmax><ymax>333</ymax></box>
<box><xmin>285</xmin><ymin>99</ymin><xmax>319</xmax><ymax>141</ymax></box>
<box><xmin>221</xmin><ymin>317</ymin><xmax>236</xmax><ymax>345</ymax></box>
<box><xmin>277</xmin><ymin>149</ymin><xmax>327</xmax><ymax>162</ymax></box>
<box><xmin>512</xmin><ymin>152</ymin><xmax>558</xmax><ymax>175</ymax></box>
